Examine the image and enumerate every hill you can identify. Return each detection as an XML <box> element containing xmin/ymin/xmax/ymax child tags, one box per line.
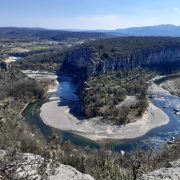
<box><xmin>0</xmin><ymin>27</ymin><xmax>108</xmax><ymax>41</ymax></box>
<box><xmin>109</xmin><ymin>24</ymin><xmax>180</xmax><ymax>37</ymax></box>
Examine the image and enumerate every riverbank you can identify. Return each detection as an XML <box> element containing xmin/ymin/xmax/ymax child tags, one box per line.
<box><xmin>21</xmin><ymin>70</ymin><xmax>58</xmax><ymax>95</ymax></box>
<box><xmin>153</xmin><ymin>73</ymin><xmax>180</xmax><ymax>96</ymax></box>
<box><xmin>21</xmin><ymin>70</ymin><xmax>57</xmax><ymax>80</ymax></box>
<box><xmin>40</xmin><ymin>77</ymin><xmax>170</xmax><ymax>141</ymax></box>
<box><xmin>160</xmin><ymin>79</ymin><xmax>180</xmax><ymax>97</ymax></box>
<box><xmin>20</xmin><ymin>69</ymin><xmax>59</xmax><ymax>115</ymax></box>
<box><xmin>40</xmin><ymin>100</ymin><xmax>169</xmax><ymax>141</ymax></box>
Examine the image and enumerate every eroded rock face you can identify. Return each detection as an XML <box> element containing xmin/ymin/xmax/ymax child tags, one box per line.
<box><xmin>141</xmin><ymin>159</ymin><xmax>180</xmax><ymax>180</ymax></box>
<box><xmin>64</xmin><ymin>47</ymin><xmax>180</xmax><ymax>78</ymax></box>
<box><xmin>50</xmin><ymin>164</ymin><xmax>94</xmax><ymax>180</ymax></box>
<box><xmin>65</xmin><ymin>48</ymin><xmax>96</xmax><ymax>69</ymax></box>
<box><xmin>0</xmin><ymin>153</ymin><xmax>94</xmax><ymax>180</ymax></box>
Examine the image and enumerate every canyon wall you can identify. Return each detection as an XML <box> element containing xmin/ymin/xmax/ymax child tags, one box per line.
<box><xmin>64</xmin><ymin>47</ymin><xmax>180</xmax><ymax>78</ymax></box>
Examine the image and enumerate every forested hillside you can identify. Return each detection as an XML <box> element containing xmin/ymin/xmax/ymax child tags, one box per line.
<box><xmin>0</xmin><ymin>27</ymin><xmax>107</xmax><ymax>42</ymax></box>
<box><xmin>0</xmin><ymin>68</ymin><xmax>47</xmax><ymax>153</ymax></box>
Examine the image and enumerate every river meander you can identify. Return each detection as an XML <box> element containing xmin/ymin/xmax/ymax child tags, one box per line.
<box><xmin>23</xmin><ymin>75</ymin><xmax>180</xmax><ymax>151</ymax></box>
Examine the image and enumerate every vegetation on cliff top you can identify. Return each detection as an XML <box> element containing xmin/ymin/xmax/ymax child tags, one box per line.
<box><xmin>15</xmin><ymin>50</ymin><xmax>65</xmax><ymax>71</ymax></box>
<box><xmin>62</xmin><ymin>37</ymin><xmax>180</xmax><ymax>78</ymax></box>
<box><xmin>84</xmin><ymin>37</ymin><xmax>180</xmax><ymax>57</ymax></box>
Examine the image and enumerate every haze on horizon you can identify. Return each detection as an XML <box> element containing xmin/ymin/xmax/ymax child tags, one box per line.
<box><xmin>0</xmin><ymin>0</ymin><xmax>180</xmax><ymax>30</ymax></box>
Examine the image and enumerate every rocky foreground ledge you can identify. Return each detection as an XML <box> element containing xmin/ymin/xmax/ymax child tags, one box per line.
<box><xmin>141</xmin><ymin>159</ymin><xmax>180</xmax><ymax>180</ymax></box>
<box><xmin>0</xmin><ymin>151</ymin><xmax>94</xmax><ymax>180</ymax></box>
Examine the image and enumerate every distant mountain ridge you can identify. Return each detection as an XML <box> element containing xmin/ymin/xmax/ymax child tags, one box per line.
<box><xmin>113</xmin><ymin>24</ymin><xmax>180</xmax><ymax>37</ymax></box>
<box><xmin>71</xmin><ymin>24</ymin><xmax>180</xmax><ymax>37</ymax></box>
<box><xmin>0</xmin><ymin>24</ymin><xmax>180</xmax><ymax>40</ymax></box>
<box><xmin>0</xmin><ymin>27</ymin><xmax>108</xmax><ymax>41</ymax></box>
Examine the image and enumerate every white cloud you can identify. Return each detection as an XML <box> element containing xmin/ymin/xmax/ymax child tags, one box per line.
<box><xmin>73</xmin><ymin>14</ymin><xmax>165</xmax><ymax>30</ymax></box>
<box><xmin>173</xmin><ymin>8</ymin><xmax>180</xmax><ymax>14</ymax></box>
<box><xmin>33</xmin><ymin>15</ymin><xmax>163</xmax><ymax>30</ymax></box>
<box><xmin>77</xmin><ymin>14</ymin><xmax>123</xmax><ymax>29</ymax></box>
<box><xmin>40</xmin><ymin>14</ymin><xmax>132</xmax><ymax>30</ymax></box>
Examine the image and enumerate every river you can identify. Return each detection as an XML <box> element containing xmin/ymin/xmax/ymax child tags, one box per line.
<box><xmin>23</xmin><ymin>75</ymin><xmax>180</xmax><ymax>151</ymax></box>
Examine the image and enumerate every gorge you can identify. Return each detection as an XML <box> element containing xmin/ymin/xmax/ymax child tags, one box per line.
<box><xmin>1</xmin><ymin>35</ymin><xmax>180</xmax><ymax>180</ymax></box>
<box><xmin>23</xmin><ymin>73</ymin><xmax>180</xmax><ymax>151</ymax></box>
<box><xmin>21</xmin><ymin>37</ymin><xmax>180</xmax><ymax>150</ymax></box>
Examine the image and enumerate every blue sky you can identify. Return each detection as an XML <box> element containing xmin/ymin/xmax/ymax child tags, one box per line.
<box><xmin>0</xmin><ymin>0</ymin><xmax>180</xmax><ymax>30</ymax></box>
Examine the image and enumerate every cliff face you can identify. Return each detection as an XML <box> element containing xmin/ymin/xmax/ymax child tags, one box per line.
<box><xmin>64</xmin><ymin>47</ymin><xmax>180</xmax><ymax>78</ymax></box>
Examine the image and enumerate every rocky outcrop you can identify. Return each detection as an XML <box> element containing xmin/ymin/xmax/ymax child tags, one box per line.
<box><xmin>50</xmin><ymin>164</ymin><xmax>94</xmax><ymax>180</ymax></box>
<box><xmin>64</xmin><ymin>47</ymin><xmax>180</xmax><ymax>78</ymax></box>
<box><xmin>160</xmin><ymin>76</ymin><xmax>180</xmax><ymax>96</ymax></box>
<box><xmin>0</xmin><ymin>152</ymin><xmax>94</xmax><ymax>180</ymax></box>
<box><xmin>141</xmin><ymin>159</ymin><xmax>180</xmax><ymax>180</ymax></box>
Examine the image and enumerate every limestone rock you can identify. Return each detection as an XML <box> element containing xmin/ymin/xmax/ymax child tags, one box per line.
<box><xmin>1</xmin><ymin>153</ymin><xmax>94</xmax><ymax>180</ymax></box>
<box><xmin>50</xmin><ymin>164</ymin><xmax>94</xmax><ymax>180</ymax></box>
<box><xmin>141</xmin><ymin>159</ymin><xmax>180</xmax><ymax>180</ymax></box>
<box><xmin>64</xmin><ymin>46</ymin><xmax>180</xmax><ymax>78</ymax></box>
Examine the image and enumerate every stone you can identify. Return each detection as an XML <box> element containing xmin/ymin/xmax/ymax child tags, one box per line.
<box><xmin>50</xmin><ymin>164</ymin><xmax>94</xmax><ymax>180</ymax></box>
<box><xmin>141</xmin><ymin>159</ymin><xmax>180</xmax><ymax>180</ymax></box>
<box><xmin>1</xmin><ymin>152</ymin><xmax>94</xmax><ymax>180</ymax></box>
